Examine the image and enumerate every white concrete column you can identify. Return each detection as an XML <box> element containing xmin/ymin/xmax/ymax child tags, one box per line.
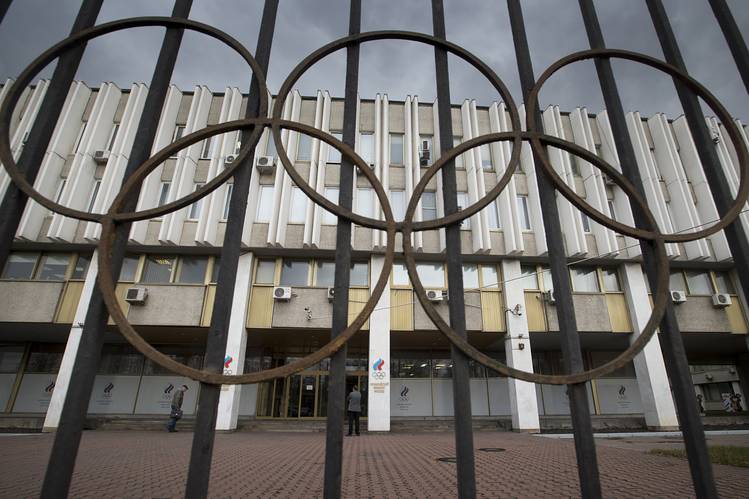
<box><xmin>501</xmin><ymin>260</ymin><xmax>540</xmax><ymax>432</ymax></box>
<box><xmin>43</xmin><ymin>251</ymin><xmax>100</xmax><ymax>431</ymax></box>
<box><xmin>216</xmin><ymin>252</ymin><xmax>254</xmax><ymax>431</ymax></box>
<box><xmin>367</xmin><ymin>255</ymin><xmax>390</xmax><ymax>431</ymax></box>
<box><xmin>621</xmin><ymin>262</ymin><xmax>679</xmax><ymax>430</ymax></box>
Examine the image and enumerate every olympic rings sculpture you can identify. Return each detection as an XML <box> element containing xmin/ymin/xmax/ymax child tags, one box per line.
<box><xmin>1</xmin><ymin>17</ymin><xmax>747</xmax><ymax>386</ymax></box>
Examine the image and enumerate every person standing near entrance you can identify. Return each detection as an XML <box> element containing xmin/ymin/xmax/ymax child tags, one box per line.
<box><xmin>167</xmin><ymin>384</ymin><xmax>188</xmax><ymax>432</ymax></box>
<box><xmin>347</xmin><ymin>385</ymin><xmax>362</xmax><ymax>436</ymax></box>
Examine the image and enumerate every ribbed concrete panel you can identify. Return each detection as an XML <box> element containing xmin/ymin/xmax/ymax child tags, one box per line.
<box><xmin>625</xmin><ymin>112</ymin><xmax>680</xmax><ymax>258</ymax></box>
<box><xmin>84</xmin><ymin>84</ymin><xmax>148</xmax><ymax>241</ymax></box>
<box><xmin>16</xmin><ymin>82</ymin><xmax>90</xmax><ymax>241</ymax></box>
<box><xmin>595</xmin><ymin>112</ymin><xmax>640</xmax><ymax>258</ymax></box>
<box><xmin>647</xmin><ymin>114</ymin><xmax>710</xmax><ymax>260</ymax></box>
<box><xmin>303</xmin><ymin>92</ymin><xmax>325</xmax><ymax>248</ymax></box>
<box><xmin>518</xmin><ymin>105</ymin><xmax>547</xmax><ymax>255</ymax></box>
<box><xmin>432</xmin><ymin>99</ymin><xmax>446</xmax><ymax>252</ymax></box>
<box><xmin>158</xmin><ymin>86</ymin><xmax>212</xmax><ymax>245</ymax></box>
<box><xmin>462</xmin><ymin>100</ymin><xmax>484</xmax><ymax>253</ymax></box>
<box><xmin>371</xmin><ymin>94</ymin><xmax>388</xmax><ymax>250</ymax></box>
<box><xmin>271</xmin><ymin>92</ymin><xmax>300</xmax><ymax>246</ymax></box>
<box><xmin>490</xmin><ymin>102</ymin><xmax>522</xmax><ymax>255</ymax></box>
<box><xmin>128</xmin><ymin>85</ymin><xmax>182</xmax><ymax>244</ymax></box>
<box><xmin>196</xmin><ymin>87</ymin><xmax>243</xmax><ymax>246</ymax></box>
<box><xmin>308</xmin><ymin>91</ymin><xmax>328</xmax><ymax>248</ymax></box>
<box><xmin>409</xmin><ymin>97</ymin><xmax>423</xmax><ymax>251</ymax></box>
<box><xmin>48</xmin><ymin>83</ymin><xmax>121</xmax><ymax>242</ymax></box>
<box><xmin>470</xmin><ymin>101</ymin><xmax>491</xmax><ymax>252</ymax></box>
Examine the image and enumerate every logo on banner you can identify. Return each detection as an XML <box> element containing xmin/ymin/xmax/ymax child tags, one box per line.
<box><xmin>103</xmin><ymin>382</ymin><xmax>115</xmax><ymax>398</ymax></box>
<box><xmin>618</xmin><ymin>385</ymin><xmax>627</xmax><ymax>398</ymax></box>
<box><xmin>164</xmin><ymin>383</ymin><xmax>175</xmax><ymax>394</ymax></box>
<box><xmin>224</xmin><ymin>355</ymin><xmax>234</xmax><ymax>374</ymax></box>
<box><xmin>400</xmin><ymin>386</ymin><xmax>409</xmax><ymax>399</ymax></box>
<box><xmin>44</xmin><ymin>381</ymin><xmax>56</xmax><ymax>393</ymax></box>
<box><xmin>372</xmin><ymin>358</ymin><xmax>386</xmax><ymax>379</ymax></box>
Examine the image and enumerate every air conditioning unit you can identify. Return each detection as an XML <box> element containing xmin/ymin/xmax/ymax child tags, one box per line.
<box><xmin>544</xmin><ymin>290</ymin><xmax>556</xmax><ymax>305</ymax></box>
<box><xmin>670</xmin><ymin>289</ymin><xmax>687</xmax><ymax>304</ymax></box>
<box><xmin>327</xmin><ymin>287</ymin><xmax>335</xmax><ymax>301</ymax></box>
<box><xmin>425</xmin><ymin>289</ymin><xmax>444</xmax><ymax>302</ymax></box>
<box><xmin>93</xmin><ymin>150</ymin><xmax>110</xmax><ymax>165</ymax></box>
<box><xmin>225</xmin><ymin>154</ymin><xmax>237</xmax><ymax>164</ymax></box>
<box><xmin>124</xmin><ymin>287</ymin><xmax>147</xmax><ymax>304</ymax></box>
<box><xmin>256</xmin><ymin>155</ymin><xmax>275</xmax><ymax>174</ymax></box>
<box><xmin>711</xmin><ymin>293</ymin><xmax>732</xmax><ymax>308</ymax></box>
<box><xmin>273</xmin><ymin>286</ymin><xmax>292</xmax><ymax>301</ymax></box>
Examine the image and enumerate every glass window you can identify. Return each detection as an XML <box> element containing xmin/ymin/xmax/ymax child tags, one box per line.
<box><xmin>416</xmin><ymin>263</ymin><xmax>445</xmax><ymax>288</ymax></box>
<box><xmin>390</xmin><ymin>134</ymin><xmax>404</xmax><ymax>165</ymax></box>
<box><xmin>481</xmin><ymin>143</ymin><xmax>493</xmax><ymax>170</ymax></box>
<box><xmin>97</xmin><ymin>346</ymin><xmax>143</xmax><ymax>375</ymax></box>
<box><xmin>350</xmin><ymin>262</ymin><xmax>369</xmax><ymax>287</ymax></box>
<box><xmin>481</xmin><ymin>265</ymin><xmax>500</xmax><ymax>289</ymax></box>
<box><xmin>608</xmin><ymin>200</ymin><xmax>617</xmax><ymax>220</ymax></box>
<box><xmin>254</xmin><ymin>260</ymin><xmax>276</xmax><ymax>284</ymax></box>
<box><xmin>0</xmin><ymin>345</ymin><xmax>25</xmax><ymax>373</ymax></box>
<box><xmin>170</xmin><ymin>125</ymin><xmax>184</xmax><ymax>158</ymax></box>
<box><xmin>453</xmin><ymin>136</ymin><xmax>464</xmax><ymax>168</ymax></box>
<box><xmin>570</xmin><ymin>154</ymin><xmax>581</xmax><ymax>176</ymax></box>
<box><xmin>106</xmin><ymin>123</ymin><xmax>120</xmax><ymax>151</ymax></box>
<box><xmin>2</xmin><ymin>252</ymin><xmax>37</xmax><ymax>279</ymax></box>
<box><xmin>289</xmin><ymin>187</ymin><xmax>307</xmax><ymax>223</ymax></box>
<box><xmin>119</xmin><ymin>255</ymin><xmax>140</xmax><ymax>282</ymax></box>
<box><xmin>457</xmin><ymin>192</ymin><xmax>470</xmax><ymax>229</ymax></box>
<box><xmin>26</xmin><ymin>344</ymin><xmax>63</xmax><ymax>373</ymax></box>
<box><xmin>296</xmin><ymin>133</ymin><xmax>312</xmax><ymax>161</ymax></box>
<box><xmin>256</xmin><ymin>185</ymin><xmax>274</xmax><ymax>222</ymax></box>
<box><xmin>265</xmin><ymin>132</ymin><xmax>278</xmax><ymax>158</ymax></box>
<box><xmin>486</xmin><ymin>200</ymin><xmax>501</xmax><ymax>229</ymax></box>
<box><xmin>541</xmin><ymin>266</ymin><xmax>554</xmax><ymax>292</ymax></box>
<box><xmin>200</xmin><ymin>136</ymin><xmax>214</xmax><ymax>159</ymax></box>
<box><xmin>392</xmin><ymin>263</ymin><xmax>410</xmax><ymax>286</ymax></box>
<box><xmin>54</xmin><ymin>179</ymin><xmax>67</xmax><ymax>203</ymax></box>
<box><xmin>714</xmin><ymin>271</ymin><xmax>735</xmax><ymax>294</ymax></box>
<box><xmin>390</xmin><ymin>190</ymin><xmax>405</xmax><ymax>221</ymax></box>
<box><xmin>36</xmin><ymin>254</ymin><xmax>70</xmax><ymax>281</ymax></box>
<box><xmin>589</xmin><ymin>351</ymin><xmax>636</xmax><ymax>378</ymax></box>
<box><xmin>315</xmin><ymin>261</ymin><xmax>335</xmax><ymax>287</ymax></box>
<box><xmin>280</xmin><ymin>260</ymin><xmax>309</xmax><ymax>286</ymax></box>
<box><xmin>360</xmin><ymin>133</ymin><xmax>374</xmax><ymax>165</ymax></box>
<box><xmin>87</xmin><ymin>180</ymin><xmax>101</xmax><ymax>213</ymax></box>
<box><xmin>462</xmin><ymin>264</ymin><xmax>479</xmax><ymax>289</ymax></box>
<box><xmin>327</xmin><ymin>131</ymin><xmax>343</xmax><ymax>163</ymax></box>
<box><xmin>419</xmin><ymin>135</ymin><xmax>432</xmax><ymax>166</ymax></box>
<box><xmin>188</xmin><ymin>183</ymin><xmax>204</xmax><ymax>220</ymax></box>
<box><xmin>322</xmin><ymin>187</ymin><xmax>338</xmax><ymax>225</ymax></box>
<box><xmin>222</xmin><ymin>184</ymin><xmax>233</xmax><ymax>220</ymax></box>
<box><xmin>177</xmin><ymin>256</ymin><xmax>208</xmax><ymax>284</ymax></box>
<box><xmin>210</xmin><ymin>257</ymin><xmax>220</xmax><ymax>284</ymax></box>
<box><xmin>516</xmin><ymin>195</ymin><xmax>531</xmax><ymax>230</ymax></box>
<box><xmin>581</xmin><ymin>213</ymin><xmax>591</xmax><ymax>233</ymax></box>
<box><xmin>570</xmin><ymin>267</ymin><xmax>600</xmax><ymax>292</ymax></box>
<box><xmin>158</xmin><ymin>182</ymin><xmax>171</xmax><ymax>207</ymax></box>
<box><xmin>422</xmin><ymin>191</ymin><xmax>437</xmax><ymax>221</ymax></box>
<box><xmin>685</xmin><ymin>270</ymin><xmax>712</xmax><ymax>295</ymax></box>
<box><xmin>432</xmin><ymin>359</ymin><xmax>453</xmax><ymax>378</ymax></box>
<box><xmin>669</xmin><ymin>271</ymin><xmax>686</xmax><ymax>292</ymax></box>
<box><xmin>601</xmin><ymin>268</ymin><xmax>621</xmax><ymax>292</ymax></box>
<box><xmin>71</xmin><ymin>254</ymin><xmax>91</xmax><ymax>280</ymax></box>
<box><xmin>518</xmin><ymin>265</ymin><xmax>539</xmax><ymax>290</ymax></box>
<box><xmin>356</xmin><ymin>188</ymin><xmax>374</xmax><ymax>218</ymax></box>
<box><xmin>394</xmin><ymin>358</ymin><xmax>431</xmax><ymax>378</ymax></box>
<box><xmin>73</xmin><ymin>122</ymin><xmax>87</xmax><ymax>153</ymax></box>
<box><xmin>141</xmin><ymin>256</ymin><xmax>175</xmax><ymax>283</ymax></box>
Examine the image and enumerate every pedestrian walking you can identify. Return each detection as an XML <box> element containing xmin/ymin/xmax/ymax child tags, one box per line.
<box><xmin>346</xmin><ymin>385</ymin><xmax>362</xmax><ymax>436</ymax></box>
<box><xmin>167</xmin><ymin>384</ymin><xmax>188</xmax><ymax>432</ymax></box>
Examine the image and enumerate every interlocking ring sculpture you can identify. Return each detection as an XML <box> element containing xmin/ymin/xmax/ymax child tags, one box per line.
<box><xmin>1</xmin><ymin>18</ymin><xmax>747</xmax><ymax>386</ymax></box>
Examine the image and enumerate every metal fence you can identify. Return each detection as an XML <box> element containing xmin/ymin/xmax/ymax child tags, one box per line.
<box><xmin>0</xmin><ymin>0</ymin><xmax>747</xmax><ymax>497</ymax></box>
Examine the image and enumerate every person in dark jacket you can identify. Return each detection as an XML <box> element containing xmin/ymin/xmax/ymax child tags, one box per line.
<box><xmin>346</xmin><ymin>386</ymin><xmax>362</xmax><ymax>436</ymax></box>
<box><xmin>166</xmin><ymin>384</ymin><xmax>188</xmax><ymax>432</ymax></box>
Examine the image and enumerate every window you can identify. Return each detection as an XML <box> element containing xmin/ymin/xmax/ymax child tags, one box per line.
<box><xmin>419</xmin><ymin>135</ymin><xmax>432</xmax><ymax>166</ymax></box>
<box><xmin>581</xmin><ymin>213</ymin><xmax>591</xmax><ymax>233</ymax></box>
<box><xmin>453</xmin><ymin>136</ymin><xmax>464</xmax><ymax>168</ymax></box>
<box><xmin>481</xmin><ymin>265</ymin><xmax>500</xmax><ymax>289</ymax></box>
<box><xmin>200</xmin><ymin>136</ymin><xmax>214</xmax><ymax>159</ymax></box>
<box><xmin>73</xmin><ymin>123</ymin><xmax>87</xmax><ymax>153</ymax></box>
<box><xmin>36</xmin><ymin>254</ymin><xmax>70</xmax><ymax>281</ymax></box>
<box><xmin>87</xmin><ymin>180</ymin><xmax>101</xmax><ymax>213</ymax></box>
<box><xmin>158</xmin><ymin>182</ymin><xmax>171</xmax><ymax>207</ymax></box>
<box><xmin>570</xmin><ymin>154</ymin><xmax>581</xmax><ymax>176</ymax></box>
<box><xmin>289</xmin><ymin>187</ymin><xmax>307</xmax><ymax>223</ymax></box>
<box><xmin>516</xmin><ymin>195</ymin><xmax>531</xmax><ymax>230</ymax></box>
<box><xmin>432</xmin><ymin>359</ymin><xmax>453</xmax><ymax>378</ymax></box>
<box><xmin>608</xmin><ymin>200</ymin><xmax>617</xmax><ymax>220</ymax></box>
<box><xmin>210</xmin><ymin>257</ymin><xmax>220</xmax><ymax>284</ymax></box>
<box><xmin>601</xmin><ymin>268</ymin><xmax>621</xmax><ymax>292</ymax></box>
<box><xmin>188</xmin><ymin>183</ymin><xmax>204</xmax><ymax>220</ymax></box>
<box><xmin>392</xmin><ymin>263</ymin><xmax>410</xmax><ymax>286</ymax></box>
<box><xmin>541</xmin><ymin>266</ymin><xmax>553</xmax><ymax>292</ymax></box>
<box><xmin>392</xmin><ymin>358</ymin><xmax>431</xmax><ymax>378</ymax></box>
<box><xmin>714</xmin><ymin>271</ymin><xmax>736</xmax><ymax>294</ymax></box>
<box><xmin>519</xmin><ymin>265</ymin><xmax>539</xmax><ymax>290</ymax></box>
<box><xmin>71</xmin><ymin>254</ymin><xmax>91</xmax><ymax>280</ymax></box>
<box><xmin>254</xmin><ymin>260</ymin><xmax>275</xmax><ymax>284</ymax></box>
<box><xmin>356</xmin><ymin>188</ymin><xmax>374</xmax><ymax>218</ymax></box>
<box><xmin>176</xmin><ymin>256</ymin><xmax>208</xmax><ymax>284</ymax></box>
<box><xmin>327</xmin><ymin>131</ymin><xmax>343</xmax><ymax>163</ymax></box>
<box><xmin>669</xmin><ymin>271</ymin><xmax>686</xmax><ymax>292</ymax></box>
<box><xmin>280</xmin><ymin>260</ymin><xmax>309</xmax><ymax>286</ymax></box>
<box><xmin>119</xmin><ymin>255</ymin><xmax>140</xmax><ymax>282</ymax></box>
<box><xmin>26</xmin><ymin>344</ymin><xmax>63</xmax><ymax>373</ymax></box>
<box><xmin>322</xmin><ymin>187</ymin><xmax>338</xmax><ymax>225</ymax></box>
<box><xmin>685</xmin><ymin>270</ymin><xmax>712</xmax><ymax>295</ymax></box>
<box><xmin>462</xmin><ymin>264</ymin><xmax>479</xmax><ymax>289</ymax></box>
<box><xmin>222</xmin><ymin>184</ymin><xmax>233</xmax><ymax>220</ymax></box>
<box><xmin>457</xmin><ymin>192</ymin><xmax>470</xmax><ymax>229</ymax></box>
<box><xmin>265</xmin><ymin>132</ymin><xmax>277</xmax><ymax>158</ymax></box>
<box><xmin>390</xmin><ymin>190</ymin><xmax>406</xmax><ymax>222</ymax></box>
<box><xmin>141</xmin><ymin>256</ymin><xmax>175</xmax><ymax>283</ymax></box>
<box><xmin>390</xmin><ymin>134</ymin><xmax>404</xmax><ymax>165</ymax></box>
<box><xmin>350</xmin><ymin>262</ymin><xmax>369</xmax><ymax>287</ymax></box>
<box><xmin>486</xmin><ymin>200</ymin><xmax>501</xmax><ymax>229</ymax></box>
<box><xmin>106</xmin><ymin>123</ymin><xmax>119</xmax><ymax>151</ymax></box>
<box><xmin>570</xmin><ymin>267</ymin><xmax>600</xmax><ymax>292</ymax></box>
<box><xmin>296</xmin><ymin>133</ymin><xmax>312</xmax><ymax>161</ymax></box>
<box><xmin>256</xmin><ymin>185</ymin><xmax>274</xmax><ymax>222</ymax></box>
<box><xmin>2</xmin><ymin>252</ymin><xmax>37</xmax><ymax>279</ymax></box>
<box><xmin>480</xmin><ymin>143</ymin><xmax>493</xmax><ymax>170</ymax></box>
<box><xmin>416</xmin><ymin>263</ymin><xmax>445</xmax><ymax>288</ymax></box>
<box><xmin>422</xmin><ymin>191</ymin><xmax>437</xmax><ymax>221</ymax></box>
<box><xmin>315</xmin><ymin>261</ymin><xmax>335</xmax><ymax>287</ymax></box>
<box><xmin>360</xmin><ymin>133</ymin><xmax>374</xmax><ymax>165</ymax></box>
<box><xmin>54</xmin><ymin>179</ymin><xmax>67</xmax><ymax>204</ymax></box>
<box><xmin>170</xmin><ymin>125</ymin><xmax>185</xmax><ymax>158</ymax></box>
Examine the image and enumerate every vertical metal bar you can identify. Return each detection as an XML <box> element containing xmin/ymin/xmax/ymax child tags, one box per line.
<box><xmin>0</xmin><ymin>0</ymin><xmax>12</xmax><ymax>25</ymax></box>
<box><xmin>710</xmin><ymin>0</ymin><xmax>749</xmax><ymax>95</ymax></box>
<box><xmin>506</xmin><ymin>1</ymin><xmax>602</xmax><ymax>497</ymax></box>
<box><xmin>39</xmin><ymin>2</ymin><xmax>192</xmax><ymax>497</ymax></box>
<box><xmin>184</xmin><ymin>1</ymin><xmax>278</xmax><ymax>497</ymax></box>
<box><xmin>578</xmin><ymin>2</ymin><xmax>718</xmax><ymax>496</ymax></box>
<box><xmin>430</xmin><ymin>1</ymin><xmax>476</xmax><ymax>497</ymax></box>
<box><xmin>0</xmin><ymin>0</ymin><xmax>103</xmax><ymax>272</ymax></box>
<box><xmin>322</xmin><ymin>1</ymin><xmax>360</xmax><ymax>497</ymax></box>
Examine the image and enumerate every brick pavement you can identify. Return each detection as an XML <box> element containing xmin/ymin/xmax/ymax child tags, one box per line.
<box><xmin>0</xmin><ymin>430</ymin><xmax>747</xmax><ymax>498</ymax></box>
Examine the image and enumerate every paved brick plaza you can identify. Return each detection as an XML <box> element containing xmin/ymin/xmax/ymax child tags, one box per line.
<box><xmin>1</xmin><ymin>430</ymin><xmax>748</xmax><ymax>498</ymax></box>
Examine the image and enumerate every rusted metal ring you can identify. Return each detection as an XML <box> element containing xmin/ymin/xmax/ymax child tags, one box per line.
<box><xmin>271</xmin><ymin>30</ymin><xmax>522</xmax><ymax>231</ymax></box>
<box><xmin>97</xmin><ymin>117</ymin><xmax>397</xmax><ymax>385</ymax></box>
<box><xmin>402</xmin><ymin>130</ymin><xmax>671</xmax><ymax>385</ymax></box>
<box><xmin>526</xmin><ymin>48</ymin><xmax>749</xmax><ymax>244</ymax></box>
<box><xmin>0</xmin><ymin>16</ymin><xmax>268</xmax><ymax>223</ymax></box>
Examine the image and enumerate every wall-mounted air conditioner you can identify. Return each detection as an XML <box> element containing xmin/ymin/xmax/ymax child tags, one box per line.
<box><xmin>256</xmin><ymin>155</ymin><xmax>275</xmax><ymax>174</ymax></box>
<box><xmin>125</xmin><ymin>287</ymin><xmax>147</xmax><ymax>304</ymax></box>
<box><xmin>273</xmin><ymin>286</ymin><xmax>291</xmax><ymax>301</ymax></box>
<box><xmin>327</xmin><ymin>287</ymin><xmax>335</xmax><ymax>301</ymax></box>
<box><xmin>425</xmin><ymin>289</ymin><xmax>444</xmax><ymax>302</ymax></box>
<box><xmin>711</xmin><ymin>293</ymin><xmax>732</xmax><ymax>308</ymax></box>
<box><xmin>225</xmin><ymin>154</ymin><xmax>237</xmax><ymax>164</ymax></box>
<box><xmin>670</xmin><ymin>290</ymin><xmax>687</xmax><ymax>304</ymax></box>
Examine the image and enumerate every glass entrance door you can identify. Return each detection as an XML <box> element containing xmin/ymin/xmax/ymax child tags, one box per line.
<box><xmin>256</xmin><ymin>372</ymin><xmax>367</xmax><ymax>418</ymax></box>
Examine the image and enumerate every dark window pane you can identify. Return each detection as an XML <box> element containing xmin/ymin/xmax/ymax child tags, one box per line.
<box><xmin>350</xmin><ymin>262</ymin><xmax>368</xmax><ymax>287</ymax></box>
<box><xmin>71</xmin><ymin>254</ymin><xmax>92</xmax><ymax>280</ymax></box>
<box><xmin>119</xmin><ymin>256</ymin><xmax>140</xmax><ymax>282</ymax></box>
<box><xmin>36</xmin><ymin>254</ymin><xmax>70</xmax><ymax>281</ymax></box>
<box><xmin>177</xmin><ymin>256</ymin><xmax>208</xmax><ymax>284</ymax></box>
<box><xmin>141</xmin><ymin>256</ymin><xmax>175</xmax><ymax>283</ymax></box>
<box><xmin>280</xmin><ymin>260</ymin><xmax>309</xmax><ymax>286</ymax></box>
<box><xmin>2</xmin><ymin>252</ymin><xmax>37</xmax><ymax>279</ymax></box>
<box><xmin>315</xmin><ymin>261</ymin><xmax>335</xmax><ymax>287</ymax></box>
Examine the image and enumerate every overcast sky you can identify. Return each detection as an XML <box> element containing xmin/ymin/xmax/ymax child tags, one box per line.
<box><xmin>1</xmin><ymin>0</ymin><xmax>748</xmax><ymax>121</ymax></box>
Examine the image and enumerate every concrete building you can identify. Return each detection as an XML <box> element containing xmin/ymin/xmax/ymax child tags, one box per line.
<box><xmin>1</xmin><ymin>79</ymin><xmax>748</xmax><ymax>432</ymax></box>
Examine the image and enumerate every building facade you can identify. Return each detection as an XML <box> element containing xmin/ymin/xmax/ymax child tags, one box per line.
<box><xmin>0</xmin><ymin>79</ymin><xmax>748</xmax><ymax>432</ymax></box>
